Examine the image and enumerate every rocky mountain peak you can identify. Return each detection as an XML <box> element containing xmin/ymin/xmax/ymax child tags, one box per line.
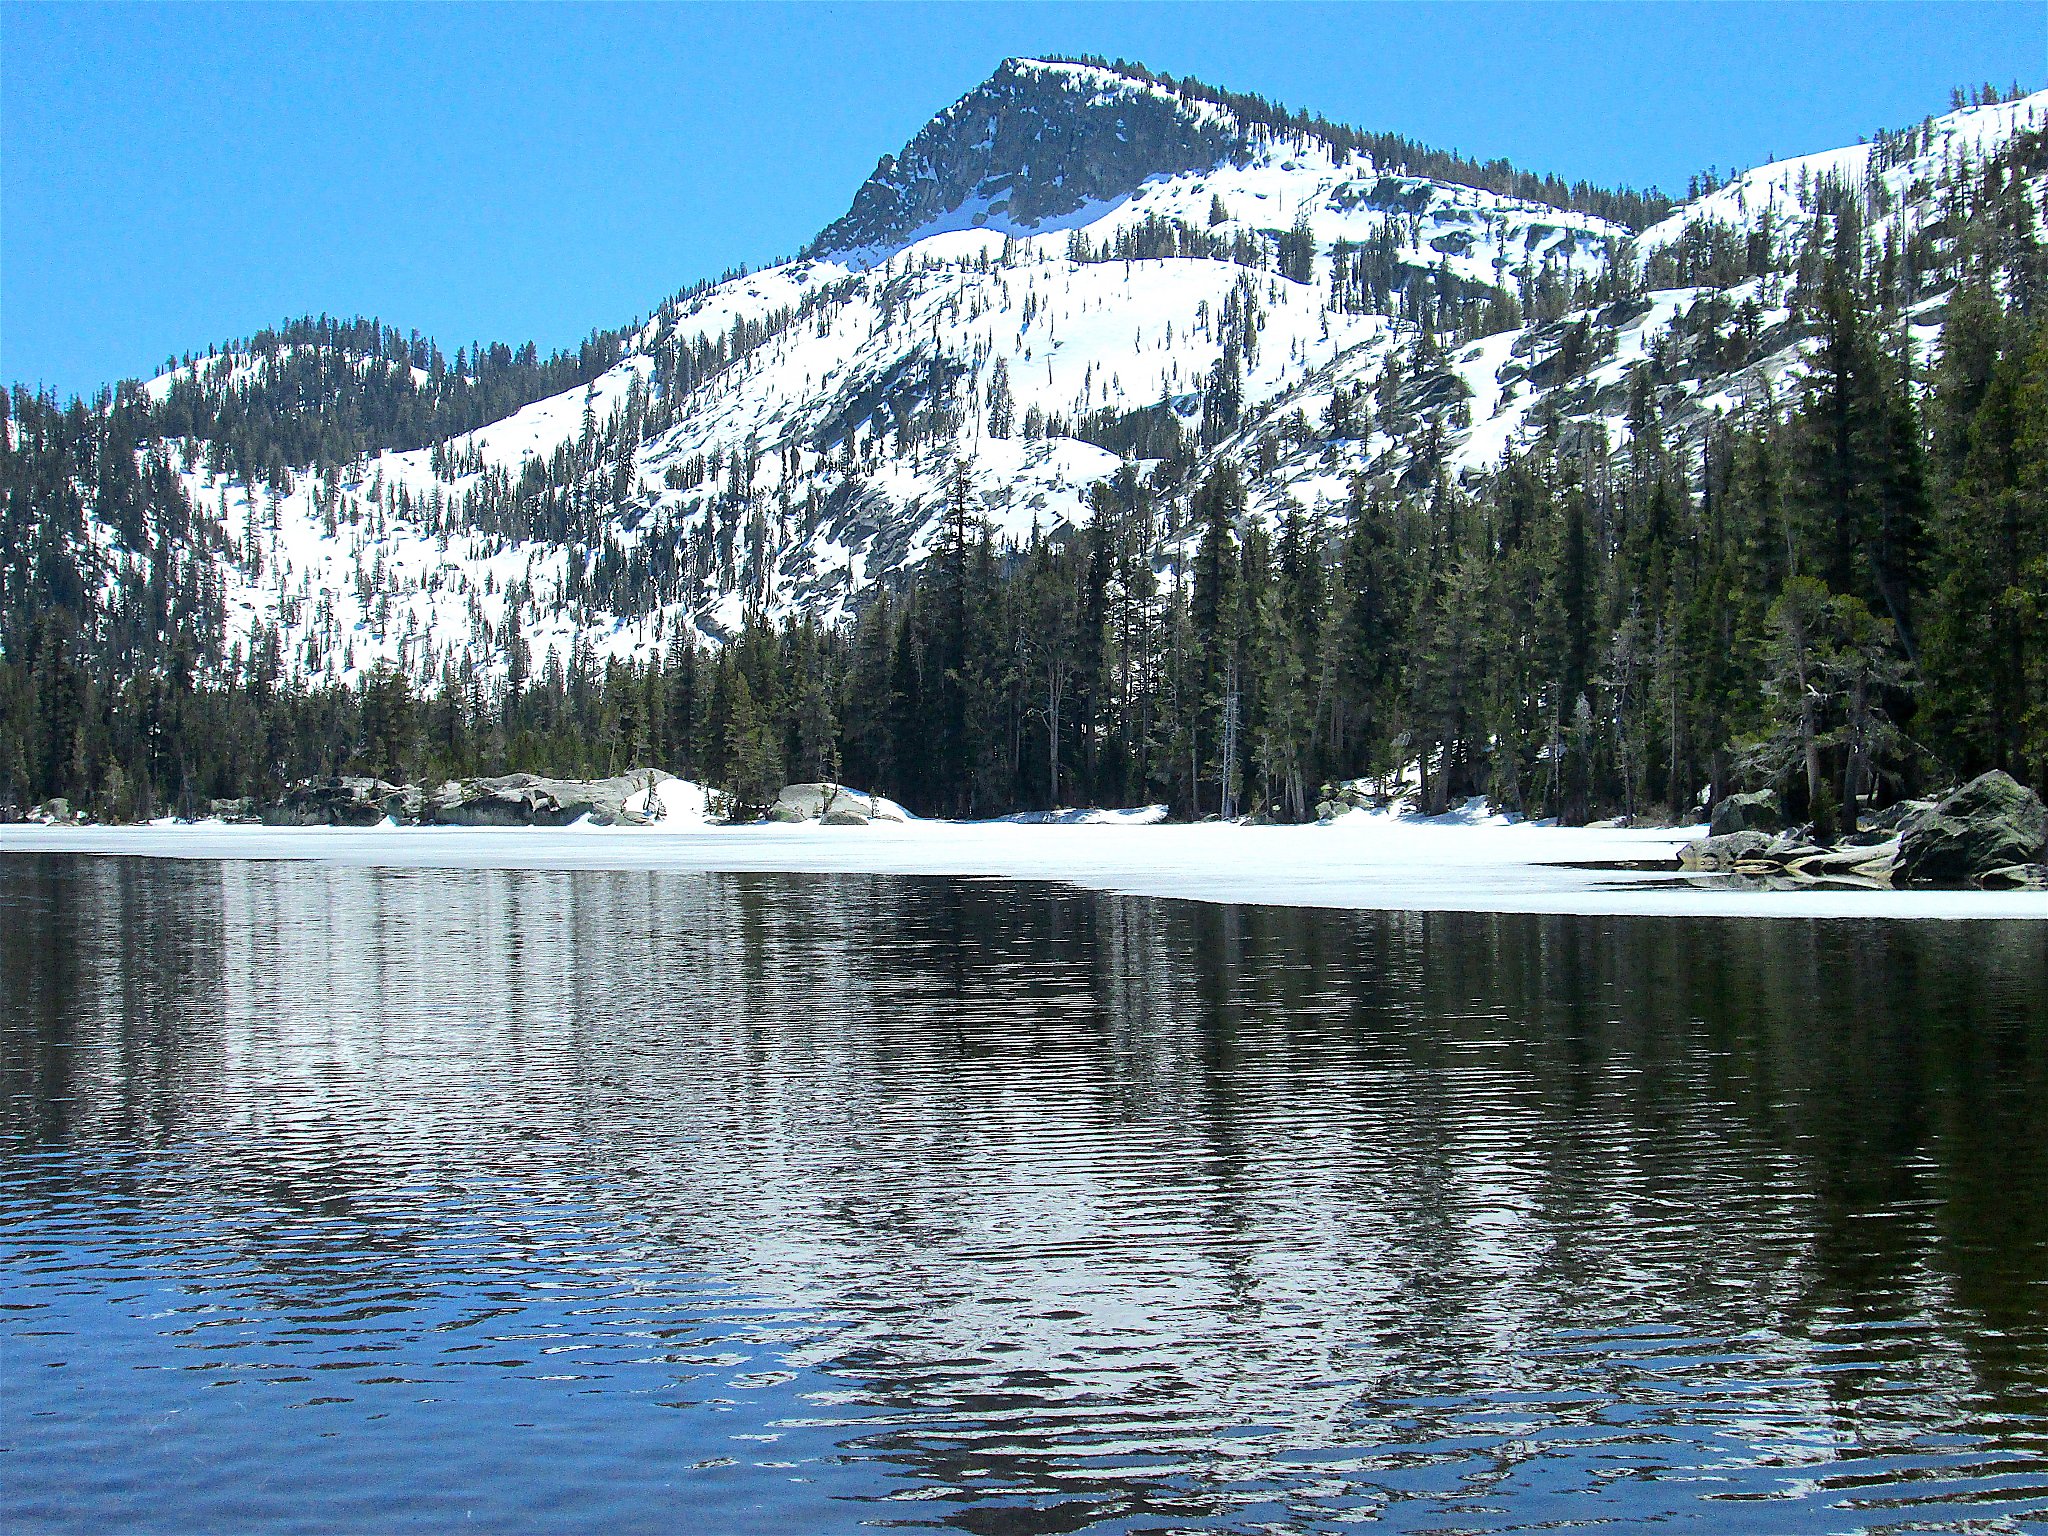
<box><xmin>809</xmin><ymin>57</ymin><xmax>1257</xmax><ymax>261</ymax></box>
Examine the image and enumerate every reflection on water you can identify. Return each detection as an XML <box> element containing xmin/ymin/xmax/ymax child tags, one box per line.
<box><xmin>2</xmin><ymin>854</ymin><xmax>2045</xmax><ymax>1534</ymax></box>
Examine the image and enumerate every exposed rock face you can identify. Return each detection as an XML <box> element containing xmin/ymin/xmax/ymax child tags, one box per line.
<box><xmin>1315</xmin><ymin>780</ymin><xmax>1390</xmax><ymax>820</ymax></box>
<box><xmin>1676</xmin><ymin>778</ymin><xmax>2048</xmax><ymax>891</ymax></box>
<box><xmin>769</xmin><ymin>783</ymin><xmax>906</xmax><ymax>824</ymax></box>
<box><xmin>1785</xmin><ymin>842</ymin><xmax>1900</xmax><ymax>883</ymax></box>
<box><xmin>430</xmin><ymin>777</ymin><xmax>558</xmax><ymax>827</ymax></box>
<box><xmin>1679</xmin><ymin>830</ymin><xmax>1772</xmax><ymax>871</ymax></box>
<box><xmin>1763</xmin><ymin>828</ymin><xmax>1827</xmax><ymax>862</ymax></box>
<box><xmin>1680</xmin><ymin>828</ymin><xmax>1901</xmax><ymax>883</ymax></box>
<box><xmin>1709</xmin><ymin>791</ymin><xmax>1784</xmax><ymax>837</ymax></box>
<box><xmin>811</xmin><ymin>59</ymin><xmax>1251</xmax><ymax>258</ymax></box>
<box><xmin>1896</xmin><ymin>771</ymin><xmax>2048</xmax><ymax>886</ymax></box>
<box><xmin>256</xmin><ymin>770</ymin><xmax>678</xmax><ymax>828</ymax></box>
<box><xmin>429</xmin><ymin>771</ymin><xmax>671</xmax><ymax>827</ymax></box>
<box><xmin>260</xmin><ymin>774</ymin><xmax>399</xmax><ymax>823</ymax></box>
<box><xmin>262</xmin><ymin>777</ymin><xmax>419</xmax><ymax>827</ymax></box>
<box><xmin>1864</xmin><ymin>798</ymin><xmax>1935</xmax><ymax>833</ymax></box>
<box><xmin>771</xmin><ymin>783</ymin><xmax>843</xmax><ymax>820</ymax></box>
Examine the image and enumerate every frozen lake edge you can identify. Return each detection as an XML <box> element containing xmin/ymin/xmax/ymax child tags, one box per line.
<box><xmin>5</xmin><ymin>819</ymin><xmax>2046</xmax><ymax>921</ymax></box>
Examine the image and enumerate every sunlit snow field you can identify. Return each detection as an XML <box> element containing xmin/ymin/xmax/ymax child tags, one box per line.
<box><xmin>6</xmin><ymin>813</ymin><xmax>2044</xmax><ymax>919</ymax></box>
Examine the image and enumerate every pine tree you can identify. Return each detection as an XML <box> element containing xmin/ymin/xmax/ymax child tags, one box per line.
<box><xmin>722</xmin><ymin>667</ymin><xmax>781</xmax><ymax>809</ymax></box>
<box><xmin>358</xmin><ymin>661</ymin><xmax>415</xmax><ymax>784</ymax></box>
<box><xmin>1924</xmin><ymin>302</ymin><xmax>2048</xmax><ymax>786</ymax></box>
<box><xmin>1189</xmin><ymin>461</ymin><xmax>1244</xmax><ymax>815</ymax></box>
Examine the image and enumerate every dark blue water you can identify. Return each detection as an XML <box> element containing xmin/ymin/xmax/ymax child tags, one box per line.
<box><xmin>3</xmin><ymin>854</ymin><xmax>2045</xmax><ymax>1533</ymax></box>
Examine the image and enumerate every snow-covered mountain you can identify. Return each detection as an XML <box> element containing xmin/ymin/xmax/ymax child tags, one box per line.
<box><xmin>811</xmin><ymin>57</ymin><xmax>1259</xmax><ymax>258</ymax></box>
<box><xmin>96</xmin><ymin>61</ymin><xmax>2048</xmax><ymax>688</ymax></box>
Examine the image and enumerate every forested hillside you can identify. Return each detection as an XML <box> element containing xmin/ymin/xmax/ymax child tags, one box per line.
<box><xmin>2</xmin><ymin>62</ymin><xmax>2042</xmax><ymax>824</ymax></box>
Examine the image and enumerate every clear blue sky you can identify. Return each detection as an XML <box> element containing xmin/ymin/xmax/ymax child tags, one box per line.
<box><xmin>5</xmin><ymin>1</ymin><xmax>2041</xmax><ymax>398</ymax></box>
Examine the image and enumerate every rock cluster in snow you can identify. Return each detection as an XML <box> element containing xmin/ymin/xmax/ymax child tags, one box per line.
<box><xmin>1678</xmin><ymin>770</ymin><xmax>2048</xmax><ymax>889</ymax></box>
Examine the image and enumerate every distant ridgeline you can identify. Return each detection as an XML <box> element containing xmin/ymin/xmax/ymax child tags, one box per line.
<box><xmin>147</xmin><ymin>316</ymin><xmax>632</xmax><ymax>483</ymax></box>
<box><xmin>2</xmin><ymin>63</ymin><xmax>2044</xmax><ymax>830</ymax></box>
<box><xmin>1041</xmin><ymin>55</ymin><xmax>1676</xmax><ymax>230</ymax></box>
<box><xmin>811</xmin><ymin>55</ymin><xmax>1672</xmax><ymax>262</ymax></box>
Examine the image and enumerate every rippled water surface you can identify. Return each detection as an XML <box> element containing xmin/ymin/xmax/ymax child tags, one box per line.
<box><xmin>3</xmin><ymin>854</ymin><xmax>2046</xmax><ymax>1534</ymax></box>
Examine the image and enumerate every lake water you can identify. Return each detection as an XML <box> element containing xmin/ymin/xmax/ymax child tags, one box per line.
<box><xmin>3</xmin><ymin>852</ymin><xmax>2045</xmax><ymax>1534</ymax></box>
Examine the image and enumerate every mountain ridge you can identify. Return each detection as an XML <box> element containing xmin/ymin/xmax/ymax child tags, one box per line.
<box><xmin>7</xmin><ymin>58</ymin><xmax>2047</xmax><ymax>827</ymax></box>
<box><xmin>6</xmin><ymin>64</ymin><xmax>2044</xmax><ymax>690</ymax></box>
<box><xmin>810</xmin><ymin>58</ymin><xmax>1258</xmax><ymax>262</ymax></box>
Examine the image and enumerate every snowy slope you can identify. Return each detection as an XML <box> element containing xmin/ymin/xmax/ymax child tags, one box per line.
<box><xmin>1634</xmin><ymin>91</ymin><xmax>2048</xmax><ymax>273</ymax></box>
<box><xmin>113</xmin><ymin>67</ymin><xmax>2048</xmax><ymax>689</ymax></box>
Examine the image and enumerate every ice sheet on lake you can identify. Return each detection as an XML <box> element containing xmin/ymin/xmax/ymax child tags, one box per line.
<box><xmin>5</xmin><ymin>817</ymin><xmax>2045</xmax><ymax>920</ymax></box>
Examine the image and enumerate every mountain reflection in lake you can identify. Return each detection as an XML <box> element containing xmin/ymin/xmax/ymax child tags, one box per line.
<box><xmin>3</xmin><ymin>853</ymin><xmax>2045</xmax><ymax>1534</ymax></box>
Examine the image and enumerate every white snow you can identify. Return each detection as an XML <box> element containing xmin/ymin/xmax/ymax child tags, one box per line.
<box><xmin>90</xmin><ymin>81</ymin><xmax>2048</xmax><ymax>694</ymax></box>
<box><xmin>5</xmin><ymin>821</ymin><xmax>2042</xmax><ymax>920</ymax></box>
<box><xmin>624</xmin><ymin>776</ymin><xmax>714</xmax><ymax>824</ymax></box>
<box><xmin>1635</xmin><ymin>90</ymin><xmax>2048</xmax><ymax>272</ymax></box>
<box><xmin>990</xmin><ymin>805</ymin><xmax>1170</xmax><ymax>825</ymax></box>
<box><xmin>114</xmin><ymin>93</ymin><xmax>1668</xmax><ymax>687</ymax></box>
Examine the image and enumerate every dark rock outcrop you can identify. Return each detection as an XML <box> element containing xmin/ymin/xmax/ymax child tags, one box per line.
<box><xmin>1863</xmin><ymin>798</ymin><xmax>1935</xmax><ymax>833</ymax></box>
<box><xmin>262</xmin><ymin>777</ymin><xmax>417</xmax><ymax>827</ymax></box>
<box><xmin>1709</xmin><ymin>790</ymin><xmax>1784</xmax><ymax>837</ymax></box>
<box><xmin>1785</xmin><ymin>842</ymin><xmax>1900</xmax><ymax>883</ymax></box>
<box><xmin>767</xmin><ymin>783</ymin><xmax>905</xmax><ymax>824</ymax></box>
<box><xmin>1895</xmin><ymin>771</ymin><xmax>2048</xmax><ymax>886</ymax></box>
<box><xmin>811</xmin><ymin>59</ymin><xmax>1253</xmax><ymax>258</ymax></box>
<box><xmin>1315</xmin><ymin>780</ymin><xmax>1385</xmax><ymax>820</ymax></box>
<box><xmin>429</xmin><ymin>771</ymin><xmax>670</xmax><ymax>827</ymax></box>
<box><xmin>1678</xmin><ymin>830</ymin><xmax>1772</xmax><ymax>871</ymax></box>
<box><xmin>1679</xmin><ymin>829</ymin><xmax>1900</xmax><ymax>883</ymax></box>
<box><xmin>1763</xmin><ymin>828</ymin><xmax>1827</xmax><ymax>862</ymax></box>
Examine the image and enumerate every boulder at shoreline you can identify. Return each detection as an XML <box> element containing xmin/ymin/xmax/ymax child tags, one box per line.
<box><xmin>429</xmin><ymin>771</ymin><xmax>673</xmax><ymax>828</ymax></box>
<box><xmin>261</xmin><ymin>776</ymin><xmax>418</xmax><ymax>827</ymax></box>
<box><xmin>1895</xmin><ymin>771</ymin><xmax>2048</xmax><ymax>887</ymax></box>
<box><xmin>1708</xmin><ymin>791</ymin><xmax>1784</xmax><ymax>837</ymax></box>
<box><xmin>767</xmin><ymin>783</ymin><xmax>908</xmax><ymax>825</ymax></box>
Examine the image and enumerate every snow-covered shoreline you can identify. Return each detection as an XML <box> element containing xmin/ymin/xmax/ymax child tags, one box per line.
<box><xmin>5</xmin><ymin>815</ymin><xmax>2046</xmax><ymax>920</ymax></box>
